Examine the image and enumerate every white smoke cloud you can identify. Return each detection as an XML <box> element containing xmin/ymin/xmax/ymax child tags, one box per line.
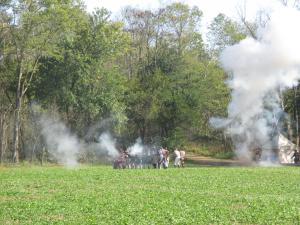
<box><xmin>38</xmin><ymin>112</ymin><xmax>121</xmax><ymax>166</ymax></box>
<box><xmin>98</xmin><ymin>132</ymin><xmax>119</xmax><ymax>158</ymax></box>
<box><xmin>128</xmin><ymin>137</ymin><xmax>144</xmax><ymax>155</ymax></box>
<box><xmin>213</xmin><ymin>7</ymin><xmax>300</xmax><ymax>161</ymax></box>
<box><xmin>39</xmin><ymin>115</ymin><xmax>81</xmax><ymax>167</ymax></box>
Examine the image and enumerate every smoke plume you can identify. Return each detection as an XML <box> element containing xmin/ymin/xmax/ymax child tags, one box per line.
<box><xmin>39</xmin><ymin>115</ymin><xmax>81</xmax><ymax>167</ymax></box>
<box><xmin>38</xmin><ymin>110</ymin><xmax>121</xmax><ymax>166</ymax></box>
<box><xmin>128</xmin><ymin>137</ymin><xmax>144</xmax><ymax>155</ymax></box>
<box><xmin>212</xmin><ymin>7</ymin><xmax>300</xmax><ymax>161</ymax></box>
<box><xmin>98</xmin><ymin>132</ymin><xmax>119</xmax><ymax>158</ymax></box>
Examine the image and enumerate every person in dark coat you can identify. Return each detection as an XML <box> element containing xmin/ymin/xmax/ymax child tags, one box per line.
<box><xmin>292</xmin><ymin>149</ymin><xmax>300</xmax><ymax>165</ymax></box>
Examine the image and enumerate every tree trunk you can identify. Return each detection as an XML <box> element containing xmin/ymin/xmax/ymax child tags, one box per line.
<box><xmin>222</xmin><ymin>132</ymin><xmax>231</xmax><ymax>152</ymax></box>
<box><xmin>0</xmin><ymin>113</ymin><xmax>6</xmax><ymax>164</ymax></box>
<box><xmin>13</xmin><ymin>67</ymin><xmax>23</xmax><ymax>163</ymax></box>
<box><xmin>294</xmin><ymin>87</ymin><xmax>300</xmax><ymax>146</ymax></box>
<box><xmin>279</xmin><ymin>89</ymin><xmax>293</xmax><ymax>140</ymax></box>
<box><xmin>286</xmin><ymin>116</ymin><xmax>293</xmax><ymax>141</ymax></box>
<box><xmin>13</xmin><ymin>98</ymin><xmax>22</xmax><ymax>163</ymax></box>
<box><xmin>139</xmin><ymin>126</ymin><xmax>146</xmax><ymax>143</ymax></box>
<box><xmin>41</xmin><ymin>146</ymin><xmax>46</xmax><ymax>166</ymax></box>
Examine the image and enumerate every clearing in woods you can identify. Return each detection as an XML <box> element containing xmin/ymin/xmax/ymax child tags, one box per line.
<box><xmin>0</xmin><ymin>164</ymin><xmax>299</xmax><ymax>224</ymax></box>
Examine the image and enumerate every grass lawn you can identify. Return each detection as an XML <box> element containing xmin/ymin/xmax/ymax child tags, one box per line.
<box><xmin>0</xmin><ymin>165</ymin><xmax>299</xmax><ymax>224</ymax></box>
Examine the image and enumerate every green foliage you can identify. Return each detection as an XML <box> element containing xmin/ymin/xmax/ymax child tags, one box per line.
<box><xmin>163</xmin><ymin>127</ymin><xmax>187</xmax><ymax>149</ymax></box>
<box><xmin>120</xmin><ymin>3</ymin><xmax>229</xmax><ymax>146</ymax></box>
<box><xmin>163</xmin><ymin>3</ymin><xmax>203</xmax><ymax>55</ymax></box>
<box><xmin>207</xmin><ymin>13</ymin><xmax>246</xmax><ymax>58</ymax></box>
<box><xmin>0</xmin><ymin>166</ymin><xmax>299</xmax><ymax>224</ymax></box>
<box><xmin>1</xmin><ymin>1</ymin><xmax>236</xmax><ymax>161</ymax></box>
<box><xmin>281</xmin><ymin>87</ymin><xmax>300</xmax><ymax>143</ymax></box>
<box><xmin>32</xmin><ymin>8</ymin><xmax>130</xmax><ymax>134</ymax></box>
<box><xmin>172</xmin><ymin>56</ymin><xmax>230</xmax><ymax>138</ymax></box>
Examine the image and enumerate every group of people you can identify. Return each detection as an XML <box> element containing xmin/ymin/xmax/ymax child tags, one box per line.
<box><xmin>112</xmin><ymin>147</ymin><xmax>186</xmax><ymax>169</ymax></box>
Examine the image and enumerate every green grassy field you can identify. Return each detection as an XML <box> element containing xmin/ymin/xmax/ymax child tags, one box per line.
<box><xmin>0</xmin><ymin>165</ymin><xmax>299</xmax><ymax>225</ymax></box>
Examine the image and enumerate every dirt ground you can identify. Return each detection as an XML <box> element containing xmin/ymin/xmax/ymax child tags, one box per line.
<box><xmin>185</xmin><ymin>153</ymin><xmax>247</xmax><ymax>167</ymax></box>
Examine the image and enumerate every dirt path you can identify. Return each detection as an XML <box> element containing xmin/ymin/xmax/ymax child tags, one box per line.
<box><xmin>186</xmin><ymin>153</ymin><xmax>245</xmax><ymax>166</ymax></box>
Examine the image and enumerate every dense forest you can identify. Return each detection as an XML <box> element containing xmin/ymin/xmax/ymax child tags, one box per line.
<box><xmin>0</xmin><ymin>0</ymin><xmax>299</xmax><ymax>163</ymax></box>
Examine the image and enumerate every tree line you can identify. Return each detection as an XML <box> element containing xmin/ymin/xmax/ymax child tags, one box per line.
<box><xmin>0</xmin><ymin>0</ymin><xmax>299</xmax><ymax>163</ymax></box>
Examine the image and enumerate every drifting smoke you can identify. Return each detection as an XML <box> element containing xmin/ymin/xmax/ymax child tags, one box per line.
<box><xmin>84</xmin><ymin>118</ymin><xmax>113</xmax><ymax>141</ymax></box>
<box><xmin>38</xmin><ymin>109</ymin><xmax>120</xmax><ymax>166</ymax></box>
<box><xmin>98</xmin><ymin>132</ymin><xmax>119</xmax><ymax>158</ymax></box>
<box><xmin>39</xmin><ymin>115</ymin><xmax>81</xmax><ymax>167</ymax></box>
<box><xmin>128</xmin><ymin>137</ymin><xmax>144</xmax><ymax>155</ymax></box>
<box><xmin>211</xmin><ymin>7</ymin><xmax>300</xmax><ymax>161</ymax></box>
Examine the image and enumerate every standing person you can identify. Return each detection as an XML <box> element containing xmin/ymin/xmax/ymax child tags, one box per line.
<box><xmin>151</xmin><ymin>149</ymin><xmax>160</xmax><ymax>169</ymax></box>
<box><xmin>179</xmin><ymin>150</ymin><xmax>186</xmax><ymax>167</ymax></box>
<box><xmin>162</xmin><ymin>148</ymin><xmax>169</xmax><ymax>169</ymax></box>
<box><xmin>123</xmin><ymin>149</ymin><xmax>130</xmax><ymax>168</ymax></box>
<box><xmin>157</xmin><ymin>147</ymin><xmax>164</xmax><ymax>169</ymax></box>
<box><xmin>174</xmin><ymin>148</ymin><xmax>181</xmax><ymax>167</ymax></box>
<box><xmin>254</xmin><ymin>148</ymin><xmax>262</xmax><ymax>163</ymax></box>
<box><xmin>292</xmin><ymin>149</ymin><xmax>300</xmax><ymax>165</ymax></box>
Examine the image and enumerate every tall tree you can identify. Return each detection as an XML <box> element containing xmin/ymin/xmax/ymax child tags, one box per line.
<box><xmin>33</xmin><ymin>8</ymin><xmax>130</xmax><ymax>136</ymax></box>
<box><xmin>2</xmin><ymin>0</ymin><xmax>86</xmax><ymax>162</ymax></box>
<box><xmin>163</xmin><ymin>3</ymin><xmax>203</xmax><ymax>56</ymax></box>
<box><xmin>207</xmin><ymin>13</ymin><xmax>246</xmax><ymax>58</ymax></box>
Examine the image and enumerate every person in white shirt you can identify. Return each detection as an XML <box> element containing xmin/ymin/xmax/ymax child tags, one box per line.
<box><xmin>174</xmin><ymin>148</ymin><xmax>181</xmax><ymax>167</ymax></box>
<box><xmin>180</xmin><ymin>150</ymin><xmax>186</xmax><ymax>167</ymax></box>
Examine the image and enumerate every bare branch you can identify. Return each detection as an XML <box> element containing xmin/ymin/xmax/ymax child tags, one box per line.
<box><xmin>235</xmin><ymin>0</ymin><xmax>257</xmax><ymax>39</ymax></box>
